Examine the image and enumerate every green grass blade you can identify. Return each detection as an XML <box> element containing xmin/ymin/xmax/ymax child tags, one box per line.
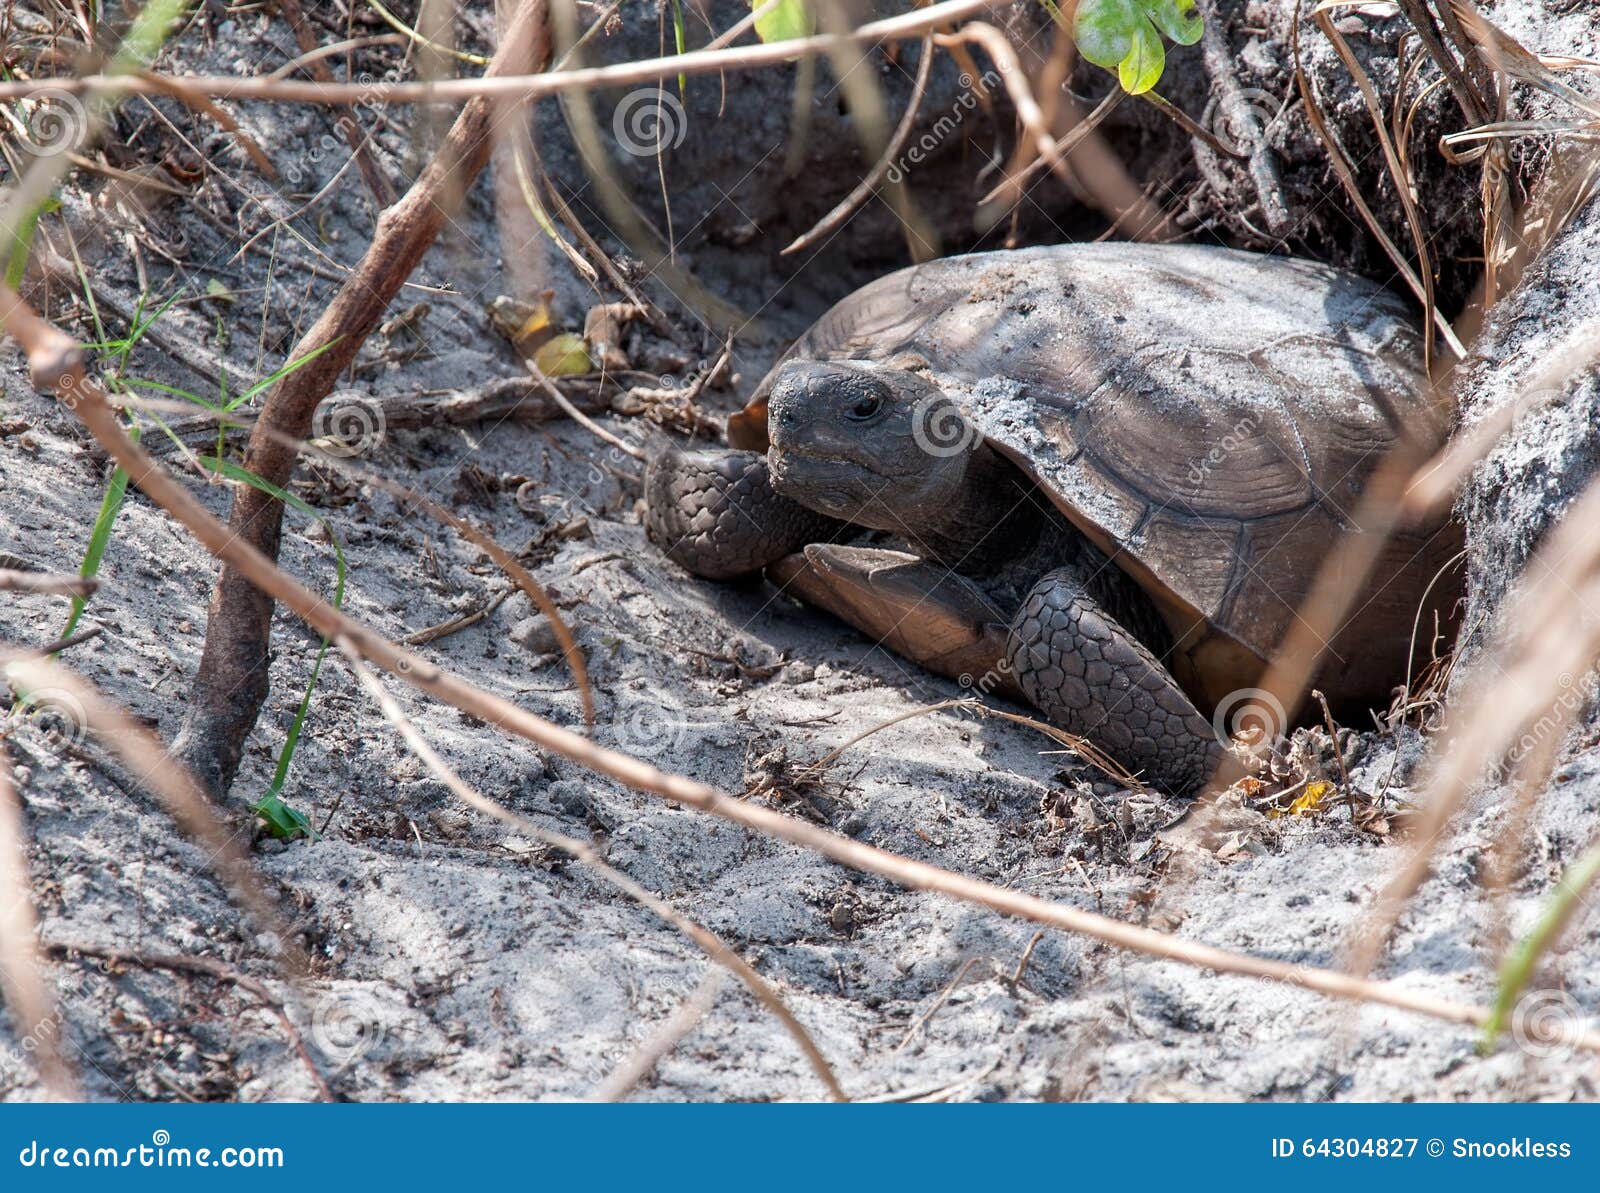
<box><xmin>118</xmin><ymin>376</ymin><xmax>220</xmax><ymax>411</ymax></box>
<box><xmin>4</xmin><ymin>197</ymin><xmax>62</xmax><ymax>289</ymax></box>
<box><xmin>226</xmin><ymin>337</ymin><xmax>342</xmax><ymax>410</ymax></box>
<box><xmin>672</xmin><ymin>0</ymin><xmax>688</xmax><ymax>95</ymax></box>
<box><xmin>62</xmin><ymin>425</ymin><xmax>141</xmax><ymax>639</ymax></box>
<box><xmin>1481</xmin><ymin>838</ymin><xmax>1600</xmax><ymax>1050</ymax></box>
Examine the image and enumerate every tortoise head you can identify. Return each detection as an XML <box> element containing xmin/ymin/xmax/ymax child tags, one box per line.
<box><xmin>762</xmin><ymin>358</ymin><xmax>981</xmax><ymax>531</ymax></box>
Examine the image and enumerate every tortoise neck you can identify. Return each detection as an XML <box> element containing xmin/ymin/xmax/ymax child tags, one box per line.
<box><xmin>908</xmin><ymin>444</ymin><xmax>1041</xmax><ymax>573</ymax></box>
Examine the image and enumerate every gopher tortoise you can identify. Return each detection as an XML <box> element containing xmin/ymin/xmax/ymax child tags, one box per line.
<box><xmin>645</xmin><ymin>243</ymin><xmax>1461</xmax><ymax>795</ymax></box>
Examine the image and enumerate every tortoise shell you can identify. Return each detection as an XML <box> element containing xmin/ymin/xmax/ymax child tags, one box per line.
<box><xmin>728</xmin><ymin>243</ymin><xmax>1462</xmax><ymax>711</ymax></box>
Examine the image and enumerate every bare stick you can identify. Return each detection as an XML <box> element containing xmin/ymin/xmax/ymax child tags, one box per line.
<box><xmin>977</xmin><ymin>89</ymin><xmax>1122</xmax><ymax>210</ymax></box>
<box><xmin>954</xmin><ymin>24</ymin><xmax>1174</xmax><ymax>241</ymax></box>
<box><xmin>175</xmin><ymin>0</ymin><xmax>549</xmax><ymax>798</ymax></box>
<box><xmin>528</xmin><ymin>366</ymin><xmax>646</xmax><ymax>461</ymax></box>
<box><xmin>798</xmin><ymin>697</ymin><xmax>1143</xmax><ymax>791</ymax></box>
<box><xmin>0</xmin><ymin>0</ymin><xmax>1003</xmax><ymax>107</ymax></box>
<box><xmin>7</xmin><ymin>289</ymin><xmax>1596</xmax><ymax>1056</ymax></box>
<box><xmin>337</xmin><ymin>639</ymin><xmax>843</xmax><ymax>1099</ymax></box>
<box><xmin>0</xmin><ymin>570</ymin><xmax>97</xmax><ymax>597</ymax></box>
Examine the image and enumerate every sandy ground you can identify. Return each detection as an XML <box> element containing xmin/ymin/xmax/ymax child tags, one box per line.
<box><xmin>1</xmin><ymin>2</ymin><xmax>1598</xmax><ymax>1103</ymax></box>
<box><xmin>5</xmin><ymin>324</ymin><xmax>1598</xmax><ymax>1101</ymax></box>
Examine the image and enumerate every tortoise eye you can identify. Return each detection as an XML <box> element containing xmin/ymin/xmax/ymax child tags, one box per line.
<box><xmin>845</xmin><ymin>395</ymin><xmax>884</xmax><ymax>421</ymax></box>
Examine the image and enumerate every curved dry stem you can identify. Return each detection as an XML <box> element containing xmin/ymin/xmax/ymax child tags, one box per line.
<box><xmin>956</xmin><ymin>24</ymin><xmax>1173</xmax><ymax>240</ymax></box>
<box><xmin>976</xmin><ymin>90</ymin><xmax>1121</xmax><ymax>211</ymax></box>
<box><xmin>0</xmin><ymin>570</ymin><xmax>97</xmax><ymax>597</ymax></box>
<box><xmin>797</xmin><ymin>697</ymin><xmax>1143</xmax><ymax>792</ymax></box>
<box><xmin>528</xmin><ymin>366</ymin><xmax>646</xmax><ymax>462</ymax></box>
<box><xmin>1293</xmin><ymin>8</ymin><xmax>1465</xmax><ymax>363</ymax></box>
<box><xmin>783</xmin><ymin>35</ymin><xmax>937</xmax><ymax>256</ymax></box>
<box><xmin>594</xmin><ymin>971</ymin><xmax>727</xmax><ymax>1101</ymax></box>
<box><xmin>337</xmin><ymin>639</ymin><xmax>844</xmax><ymax>1100</ymax></box>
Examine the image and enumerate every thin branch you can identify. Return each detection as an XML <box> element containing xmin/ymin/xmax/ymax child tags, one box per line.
<box><xmin>0</xmin><ymin>570</ymin><xmax>97</xmax><ymax>597</ymax></box>
<box><xmin>527</xmin><ymin>366</ymin><xmax>646</xmax><ymax>461</ymax></box>
<box><xmin>175</xmin><ymin>0</ymin><xmax>549</xmax><ymax>798</ymax></box>
<box><xmin>0</xmin><ymin>0</ymin><xmax>1005</xmax><ymax>107</ymax></box>
<box><xmin>594</xmin><ymin>972</ymin><xmax>727</xmax><ymax>1101</ymax></box>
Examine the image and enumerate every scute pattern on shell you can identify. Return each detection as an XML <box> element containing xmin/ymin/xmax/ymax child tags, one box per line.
<box><xmin>757</xmin><ymin>242</ymin><xmax>1458</xmax><ymax>704</ymax></box>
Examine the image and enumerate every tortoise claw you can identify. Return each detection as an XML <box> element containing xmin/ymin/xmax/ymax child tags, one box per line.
<box><xmin>767</xmin><ymin>545</ymin><xmax>1022</xmax><ymax>699</ymax></box>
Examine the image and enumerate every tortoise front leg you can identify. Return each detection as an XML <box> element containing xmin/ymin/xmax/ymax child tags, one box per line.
<box><xmin>645</xmin><ymin>446</ymin><xmax>839</xmax><ymax>580</ymax></box>
<box><xmin>1008</xmin><ymin>568</ymin><xmax>1224</xmax><ymax>797</ymax></box>
<box><xmin>766</xmin><ymin>545</ymin><xmax>1023</xmax><ymax>700</ymax></box>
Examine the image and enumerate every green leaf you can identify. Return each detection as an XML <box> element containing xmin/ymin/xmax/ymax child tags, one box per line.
<box><xmin>118</xmin><ymin>0</ymin><xmax>192</xmax><ymax>67</ymax></box>
<box><xmin>4</xmin><ymin>196</ymin><xmax>62</xmax><ymax>289</ymax></box>
<box><xmin>1074</xmin><ymin>0</ymin><xmax>1139</xmax><ymax>69</ymax></box>
<box><xmin>226</xmin><ymin>337</ymin><xmax>341</xmax><ymax>410</ymax></box>
<box><xmin>1072</xmin><ymin>0</ymin><xmax>1200</xmax><ymax>93</ymax></box>
<box><xmin>1118</xmin><ymin>20</ymin><xmax>1166</xmax><ymax>94</ymax></box>
<box><xmin>671</xmin><ymin>0</ymin><xmax>688</xmax><ymax>95</ymax></box>
<box><xmin>250</xmin><ymin>792</ymin><xmax>318</xmax><ymax>841</ymax></box>
<box><xmin>1147</xmin><ymin>0</ymin><xmax>1203</xmax><ymax>45</ymax></box>
<box><xmin>754</xmin><ymin>0</ymin><xmax>814</xmax><ymax>45</ymax></box>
